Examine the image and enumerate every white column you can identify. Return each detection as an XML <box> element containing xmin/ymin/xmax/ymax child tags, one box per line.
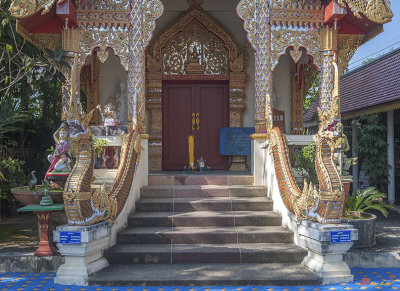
<box><xmin>352</xmin><ymin>120</ymin><xmax>358</xmax><ymax>194</ymax></box>
<box><xmin>387</xmin><ymin>110</ymin><xmax>395</xmax><ymax>203</ymax></box>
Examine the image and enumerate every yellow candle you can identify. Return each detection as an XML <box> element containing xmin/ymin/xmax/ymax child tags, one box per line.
<box><xmin>188</xmin><ymin>135</ymin><xmax>194</xmax><ymax>169</ymax></box>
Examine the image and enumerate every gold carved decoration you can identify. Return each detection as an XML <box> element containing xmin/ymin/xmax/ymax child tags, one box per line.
<box><xmin>76</xmin><ymin>0</ymin><xmax>129</xmax><ymax>11</ymax></box>
<box><xmin>9</xmin><ymin>0</ymin><xmax>58</xmax><ymax>18</ymax></box>
<box><xmin>162</xmin><ymin>21</ymin><xmax>228</xmax><ymax>76</ymax></box>
<box><xmin>79</xmin><ymin>27</ymin><xmax>129</xmax><ymax>71</ymax></box>
<box><xmin>236</xmin><ymin>0</ymin><xmax>257</xmax><ymax>50</ymax></box>
<box><xmin>338</xmin><ymin>0</ymin><xmax>393</xmax><ymax>24</ymax></box>
<box><xmin>337</xmin><ymin>34</ymin><xmax>364</xmax><ymax>76</ymax></box>
<box><xmin>76</xmin><ymin>10</ymin><xmax>130</xmax><ymax>27</ymax></box>
<box><xmin>271</xmin><ymin>29</ymin><xmax>321</xmax><ymax>71</ymax></box>
<box><xmin>143</xmin><ymin>0</ymin><xmax>164</xmax><ymax>46</ymax></box>
<box><xmin>150</xmin><ymin>9</ymin><xmax>239</xmax><ymax>64</ymax></box>
<box><xmin>16</xmin><ymin>22</ymin><xmax>61</xmax><ymax>51</ymax></box>
<box><xmin>270</xmin><ymin>0</ymin><xmax>324</xmax><ymax>27</ymax></box>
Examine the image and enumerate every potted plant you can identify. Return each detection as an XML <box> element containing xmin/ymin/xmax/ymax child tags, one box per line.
<box><xmin>342</xmin><ymin>187</ymin><xmax>394</xmax><ymax>248</ymax></box>
<box><xmin>93</xmin><ymin>136</ymin><xmax>109</xmax><ymax>168</ymax></box>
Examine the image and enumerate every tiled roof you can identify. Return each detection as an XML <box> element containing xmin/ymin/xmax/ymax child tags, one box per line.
<box><xmin>304</xmin><ymin>47</ymin><xmax>400</xmax><ymax>122</ymax></box>
<box><xmin>340</xmin><ymin>47</ymin><xmax>400</xmax><ymax>117</ymax></box>
<box><xmin>303</xmin><ymin>97</ymin><xmax>319</xmax><ymax>123</ymax></box>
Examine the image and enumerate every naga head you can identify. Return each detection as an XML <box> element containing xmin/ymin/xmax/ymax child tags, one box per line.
<box><xmin>366</xmin><ymin>0</ymin><xmax>394</xmax><ymax>24</ymax></box>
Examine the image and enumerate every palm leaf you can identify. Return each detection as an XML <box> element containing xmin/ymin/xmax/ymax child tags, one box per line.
<box><xmin>0</xmin><ymin>98</ymin><xmax>26</xmax><ymax>139</ymax></box>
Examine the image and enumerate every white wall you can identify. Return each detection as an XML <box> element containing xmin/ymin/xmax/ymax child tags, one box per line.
<box><xmin>153</xmin><ymin>0</ymin><xmax>256</xmax><ymax>127</ymax></box>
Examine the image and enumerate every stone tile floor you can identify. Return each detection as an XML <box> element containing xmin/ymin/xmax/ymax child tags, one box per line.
<box><xmin>1</xmin><ymin>268</ymin><xmax>400</xmax><ymax>291</ymax></box>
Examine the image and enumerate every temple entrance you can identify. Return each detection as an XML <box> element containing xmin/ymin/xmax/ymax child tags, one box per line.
<box><xmin>145</xmin><ymin>1</ymin><xmax>248</xmax><ymax>171</ymax></box>
<box><xmin>162</xmin><ymin>81</ymin><xmax>229</xmax><ymax>170</ymax></box>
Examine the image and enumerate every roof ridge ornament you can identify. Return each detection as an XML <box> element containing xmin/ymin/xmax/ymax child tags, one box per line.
<box><xmin>338</xmin><ymin>0</ymin><xmax>393</xmax><ymax>24</ymax></box>
<box><xmin>188</xmin><ymin>0</ymin><xmax>203</xmax><ymax>8</ymax></box>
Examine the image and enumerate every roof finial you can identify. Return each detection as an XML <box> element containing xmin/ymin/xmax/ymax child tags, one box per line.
<box><xmin>188</xmin><ymin>0</ymin><xmax>202</xmax><ymax>8</ymax></box>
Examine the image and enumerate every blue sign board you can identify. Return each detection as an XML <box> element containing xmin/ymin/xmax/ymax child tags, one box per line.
<box><xmin>60</xmin><ymin>231</ymin><xmax>82</xmax><ymax>245</ymax></box>
<box><xmin>330</xmin><ymin>230</ymin><xmax>351</xmax><ymax>244</ymax></box>
<box><xmin>220</xmin><ymin>127</ymin><xmax>255</xmax><ymax>156</ymax></box>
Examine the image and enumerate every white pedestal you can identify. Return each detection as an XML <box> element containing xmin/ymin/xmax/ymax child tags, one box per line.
<box><xmin>53</xmin><ymin>222</ymin><xmax>111</xmax><ymax>286</ymax></box>
<box><xmin>298</xmin><ymin>220</ymin><xmax>358</xmax><ymax>285</ymax></box>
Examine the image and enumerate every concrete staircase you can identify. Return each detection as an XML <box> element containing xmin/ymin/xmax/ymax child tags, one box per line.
<box><xmin>89</xmin><ymin>174</ymin><xmax>321</xmax><ymax>286</ymax></box>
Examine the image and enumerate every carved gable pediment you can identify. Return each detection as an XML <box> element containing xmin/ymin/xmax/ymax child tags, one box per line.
<box><xmin>147</xmin><ymin>7</ymin><xmax>243</xmax><ymax>76</ymax></box>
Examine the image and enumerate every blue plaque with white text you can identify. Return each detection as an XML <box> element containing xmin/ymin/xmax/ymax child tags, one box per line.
<box><xmin>330</xmin><ymin>230</ymin><xmax>351</xmax><ymax>244</ymax></box>
<box><xmin>60</xmin><ymin>231</ymin><xmax>82</xmax><ymax>245</ymax></box>
<box><xmin>220</xmin><ymin>127</ymin><xmax>255</xmax><ymax>156</ymax></box>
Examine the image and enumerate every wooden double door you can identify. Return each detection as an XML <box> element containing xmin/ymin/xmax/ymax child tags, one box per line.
<box><xmin>162</xmin><ymin>81</ymin><xmax>229</xmax><ymax>170</ymax></box>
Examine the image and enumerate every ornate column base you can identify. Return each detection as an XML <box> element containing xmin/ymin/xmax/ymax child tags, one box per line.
<box><xmin>298</xmin><ymin>220</ymin><xmax>358</xmax><ymax>285</ymax></box>
<box><xmin>34</xmin><ymin>211</ymin><xmax>57</xmax><ymax>256</ymax></box>
<box><xmin>53</xmin><ymin>222</ymin><xmax>111</xmax><ymax>286</ymax></box>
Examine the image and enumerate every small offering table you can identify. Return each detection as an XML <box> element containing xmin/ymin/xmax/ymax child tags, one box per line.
<box><xmin>17</xmin><ymin>203</ymin><xmax>65</xmax><ymax>256</ymax></box>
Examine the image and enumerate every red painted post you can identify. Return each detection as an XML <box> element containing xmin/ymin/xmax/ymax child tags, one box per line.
<box><xmin>34</xmin><ymin>211</ymin><xmax>56</xmax><ymax>256</ymax></box>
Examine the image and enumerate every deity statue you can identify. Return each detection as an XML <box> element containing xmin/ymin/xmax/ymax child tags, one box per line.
<box><xmin>97</xmin><ymin>96</ymin><xmax>120</xmax><ymax>126</ymax></box>
<box><xmin>189</xmin><ymin>46</ymin><xmax>201</xmax><ymax>64</ymax></box>
<box><xmin>116</xmin><ymin>81</ymin><xmax>128</xmax><ymax>125</ymax></box>
<box><xmin>45</xmin><ymin>123</ymin><xmax>72</xmax><ymax>180</ymax></box>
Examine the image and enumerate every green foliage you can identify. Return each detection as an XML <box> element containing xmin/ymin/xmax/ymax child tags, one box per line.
<box><xmin>0</xmin><ymin>97</ymin><xmax>26</xmax><ymax>139</ymax></box>
<box><xmin>0</xmin><ymin>0</ymin><xmax>66</xmax><ymax>184</ymax></box>
<box><xmin>294</xmin><ymin>142</ymin><xmax>318</xmax><ymax>185</ymax></box>
<box><xmin>0</xmin><ymin>157</ymin><xmax>27</xmax><ymax>201</ymax></box>
<box><xmin>303</xmin><ymin>75</ymin><xmax>319</xmax><ymax>113</ymax></box>
<box><xmin>345</xmin><ymin>186</ymin><xmax>394</xmax><ymax>217</ymax></box>
<box><xmin>93</xmin><ymin>137</ymin><xmax>109</xmax><ymax>158</ymax></box>
<box><xmin>354</xmin><ymin>114</ymin><xmax>389</xmax><ymax>193</ymax></box>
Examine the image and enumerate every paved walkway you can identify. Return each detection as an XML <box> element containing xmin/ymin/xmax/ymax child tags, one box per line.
<box><xmin>1</xmin><ymin>268</ymin><xmax>400</xmax><ymax>291</ymax></box>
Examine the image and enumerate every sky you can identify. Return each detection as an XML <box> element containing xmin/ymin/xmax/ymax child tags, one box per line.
<box><xmin>347</xmin><ymin>2</ymin><xmax>400</xmax><ymax>70</ymax></box>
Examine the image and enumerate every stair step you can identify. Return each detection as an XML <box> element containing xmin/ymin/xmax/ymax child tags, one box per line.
<box><xmin>148</xmin><ymin>174</ymin><xmax>254</xmax><ymax>186</ymax></box>
<box><xmin>89</xmin><ymin>263</ymin><xmax>321</xmax><ymax>286</ymax></box>
<box><xmin>136</xmin><ymin>197</ymin><xmax>273</xmax><ymax>212</ymax></box>
<box><xmin>140</xmin><ymin>185</ymin><xmax>268</xmax><ymax>198</ymax></box>
<box><xmin>105</xmin><ymin>243</ymin><xmax>307</xmax><ymax>264</ymax></box>
<box><xmin>117</xmin><ymin>226</ymin><xmax>293</xmax><ymax>244</ymax></box>
<box><xmin>128</xmin><ymin>211</ymin><xmax>281</xmax><ymax>227</ymax></box>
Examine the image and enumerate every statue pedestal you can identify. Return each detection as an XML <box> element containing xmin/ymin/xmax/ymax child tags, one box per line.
<box><xmin>298</xmin><ymin>220</ymin><xmax>358</xmax><ymax>285</ymax></box>
<box><xmin>53</xmin><ymin>222</ymin><xmax>111</xmax><ymax>286</ymax></box>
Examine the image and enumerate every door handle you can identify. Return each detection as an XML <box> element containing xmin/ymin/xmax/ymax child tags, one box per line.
<box><xmin>192</xmin><ymin>113</ymin><xmax>196</xmax><ymax>131</ymax></box>
<box><xmin>196</xmin><ymin>113</ymin><xmax>200</xmax><ymax>130</ymax></box>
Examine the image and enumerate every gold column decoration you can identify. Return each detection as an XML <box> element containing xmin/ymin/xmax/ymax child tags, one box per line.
<box><xmin>238</xmin><ymin>0</ymin><xmax>272</xmax><ymax>134</ymax></box>
<box><xmin>318</xmin><ymin>26</ymin><xmax>339</xmax><ymax>129</ymax></box>
<box><xmin>320</xmin><ymin>26</ymin><xmax>338</xmax><ymax>52</ymax></box>
<box><xmin>146</xmin><ymin>54</ymin><xmax>163</xmax><ymax>171</ymax></box>
<box><xmin>86</xmin><ymin>52</ymin><xmax>100</xmax><ymax>125</ymax></box>
<box><xmin>62</xmin><ymin>27</ymin><xmax>80</xmax><ymax>53</ymax></box>
<box><xmin>129</xmin><ymin>0</ymin><xmax>163</xmax><ymax>133</ymax></box>
<box><xmin>291</xmin><ymin>62</ymin><xmax>318</xmax><ymax>134</ymax></box>
<box><xmin>290</xmin><ymin>61</ymin><xmax>303</xmax><ymax>135</ymax></box>
<box><xmin>61</xmin><ymin>27</ymin><xmax>82</xmax><ymax>121</ymax></box>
